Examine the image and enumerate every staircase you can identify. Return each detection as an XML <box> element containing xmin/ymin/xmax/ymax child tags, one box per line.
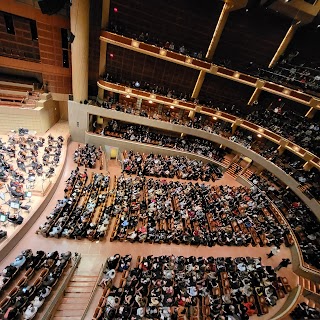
<box><xmin>242</xmin><ymin>168</ymin><xmax>254</xmax><ymax>180</ymax></box>
<box><xmin>52</xmin><ymin>274</ymin><xmax>98</xmax><ymax>320</ymax></box>
<box><xmin>226</xmin><ymin>163</ymin><xmax>242</xmax><ymax>179</ymax></box>
<box><xmin>298</xmin><ymin>276</ymin><xmax>320</xmax><ymax>295</ymax></box>
<box><xmin>221</xmin><ymin>157</ymin><xmax>230</xmax><ymax>167</ymax></box>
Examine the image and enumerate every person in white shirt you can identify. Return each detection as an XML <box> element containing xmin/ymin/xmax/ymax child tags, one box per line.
<box><xmin>23</xmin><ymin>304</ymin><xmax>38</xmax><ymax>319</ymax></box>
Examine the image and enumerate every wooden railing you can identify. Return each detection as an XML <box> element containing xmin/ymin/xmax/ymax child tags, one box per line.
<box><xmin>100</xmin><ymin>31</ymin><xmax>320</xmax><ymax>108</ymax></box>
<box><xmin>97</xmin><ymin>80</ymin><xmax>320</xmax><ymax>171</ymax></box>
<box><xmin>42</xmin><ymin>254</ymin><xmax>82</xmax><ymax>320</ymax></box>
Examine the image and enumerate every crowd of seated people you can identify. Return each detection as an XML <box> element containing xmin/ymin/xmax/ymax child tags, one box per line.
<box><xmin>94</xmin><ymin>254</ymin><xmax>290</xmax><ymax>320</ymax></box>
<box><xmin>108</xmin><ymin>22</ymin><xmax>205</xmax><ymax>60</ymax></box>
<box><xmin>0</xmin><ymin>249</ymin><xmax>72</xmax><ymax>320</ymax></box>
<box><xmin>246</xmin><ymin>108</ymin><xmax>320</xmax><ymax>157</ymax></box>
<box><xmin>111</xmin><ymin>175</ymin><xmax>289</xmax><ymax>247</ymax></box>
<box><xmin>258</xmin><ymin>59</ymin><xmax>320</xmax><ymax>95</ymax></box>
<box><xmin>122</xmin><ymin>151</ymin><xmax>223</xmax><ymax>182</ymax></box>
<box><xmin>108</xmin><ymin>21</ymin><xmax>320</xmax><ymax>97</ymax></box>
<box><xmin>103</xmin><ymin>73</ymin><xmax>192</xmax><ymax>103</ymax></box>
<box><xmin>73</xmin><ymin>144</ymin><xmax>102</xmax><ymax>168</ymax></box>
<box><xmin>99</xmin><ymin>254</ymin><xmax>132</xmax><ymax>289</ymax></box>
<box><xmin>266</xmin><ymin>151</ymin><xmax>320</xmax><ymax>201</ymax></box>
<box><xmin>290</xmin><ymin>302</ymin><xmax>320</xmax><ymax>320</ymax></box>
<box><xmin>249</xmin><ymin>173</ymin><xmax>320</xmax><ymax>270</ymax></box>
<box><xmin>99</xmin><ymin>120</ymin><xmax>227</xmax><ymax>164</ymax></box>
<box><xmin>100</xmin><ymin>75</ymin><xmax>320</xmax><ymax>157</ymax></box>
<box><xmin>95</xmin><ymin>117</ymin><xmax>319</xmax><ymax>199</ymax></box>
<box><xmin>37</xmin><ymin>169</ymin><xmax>111</xmax><ymax>241</ymax></box>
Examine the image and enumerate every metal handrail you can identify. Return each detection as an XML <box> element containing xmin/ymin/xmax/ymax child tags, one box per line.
<box><xmin>42</xmin><ymin>253</ymin><xmax>82</xmax><ymax>320</ymax></box>
<box><xmin>81</xmin><ymin>261</ymin><xmax>107</xmax><ymax>320</ymax></box>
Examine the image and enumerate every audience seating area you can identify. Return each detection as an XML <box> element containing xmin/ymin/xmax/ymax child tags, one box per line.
<box><xmin>98</xmin><ymin>77</ymin><xmax>320</xmax><ymax>158</ymax></box>
<box><xmin>73</xmin><ymin>144</ymin><xmax>103</xmax><ymax>169</ymax></box>
<box><xmin>258</xmin><ymin>62</ymin><xmax>320</xmax><ymax>96</ymax></box>
<box><xmin>246</xmin><ymin>108</ymin><xmax>320</xmax><ymax>157</ymax></box>
<box><xmin>93</xmin><ymin>115</ymin><xmax>320</xmax><ymax>202</ymax></box>
<box><xmin>109</xmin><ymin>175</ymin><xmax>289</xmax><ymax>247</ymax></box>
<box><xmin>122</xmin><ymin>150</ymin><xmax>223</xmax><ymax>182</ymax></box>
<box><xmin>290</xmin><ymin>301</ymin><xmax>320</xmax><ymax>320</ymax></box>
<box><xmin>98</xmin><ymin>119</ymin><xmax>228</xmax><ymax>164</ymax></box>
<box><xmin>0</xmin><ymin>249</ymin><xmax>72</xmax><ymax>320</ymax></box>
<box><xmin>93</xmin><ymin>254</ymin><xmax>291</xmax><ymax>320</ymax></box>
<box><xmin>249</xmin><ymin>173</ymin><xmax>320</xmax><ymax>269</ymax></box>
<box><xmin>96</xmin><ymin>97</ymin><xmax>320</xmax><ymax>200</ymax></box>
<box><xmin>37</xmin><ymin>169</ymin><xmax>111</xmax><ymax>241</ymax></box>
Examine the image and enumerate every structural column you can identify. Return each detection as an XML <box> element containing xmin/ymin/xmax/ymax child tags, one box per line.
<box><xmin>269</xmin><ymin>21</ymin><xmax>300</xmax><ymax>68</ymax></box>
<box><xmin>248</xmin><ymin>80</ymin><xmax>265</xmax><ymax>105</ymax></box>
<box><xmin>205</xmin><ymin>2</ymin><xmax>233</xmax><ymax>60</ymax></box>
<box><xmin>71</xmin><ymin>0</ymin><xmax>90</xmax><ymax>102</ymax></box>
<box><xmin>99</xmin><ymin>0</ymin><xmax>111</xmax><ymax>78</ymax></box>
<box><xmin>192</xmin><ymin>71</ymin><xmax>206</xmax><ymax>99</ymax></box>
<box><xmin>191</xmin><ymin>2</ymin><xmax>233</xmax><ymax>99</ymax></box>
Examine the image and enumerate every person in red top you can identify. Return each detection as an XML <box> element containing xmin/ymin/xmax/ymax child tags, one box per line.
<box><xmin>243</xmin><ymin>301</ymin><xmax>256</xmax><ymax>316</ymax></box>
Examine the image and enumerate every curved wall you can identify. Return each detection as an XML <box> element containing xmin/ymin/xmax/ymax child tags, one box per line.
<box><xmin>69</xmin><ymin>101</ymin><xmax>320</xmax><ymax>218</ymax></box>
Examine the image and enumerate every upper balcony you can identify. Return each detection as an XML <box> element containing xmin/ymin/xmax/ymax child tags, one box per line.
<box><xmin>100</xmin><ymin>31</ymin><xmax>320</xmax><ymax>113</ymax></box>
<box><xmin>97</xmin><ymin>79</ymin><xmax>320</xmax><ymax>173</ymax></box>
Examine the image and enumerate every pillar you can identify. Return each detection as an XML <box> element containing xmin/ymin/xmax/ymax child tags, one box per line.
<box><xmin>98</xmin><ymin>87</ymin><xmax>104</xmax><ymax>101</ymax></box>
<box><xmin>205</xmin><ymin>2</ymin><xmax>233</xmax><ymax>60</ymax></box>
<box><xmin>188</xmin><ymin>110</ymin><xmax>195</xmax><ymax>120</ymax></box>
<box><xmin>99</xmin><ymin>0</ymin><xmax>111</xmax><ymax>78</ymax></box>
<box><xmin>231</xmin><ymin>119</ymin><xmax>242</xmax><ymax>134</ymax></box>
<box><xmin>191</xmin><ymin>2</ymin><xmax>232</xmax><ymax>100</ymax></box>
<box><xmin>248</xmin><ymin>88</ymin><xmax>262</xmax><ymax>106</ymax></box>
<box><xmin>99</xmin><ymin>41</ymin><xmax>108</xmax><ymax>77</ymax></box>
<box><xmin>277</xmin><ymin>145</ymin><xmax>286</xmax><ymax>155</ymax></box>
<box><xmin>101</xmin><ymin>0</ymin><xmax>111</xmax><ymax>29</ymax></box>
<box><xmin>269</xmin><ymin>21</ymin><xmax>300</xmax><ymax>68</ymax></box>
<box><xmin>303</xmin><ymin>161</ymin><xmax>313</xmax><ymax>171</ymax></box>
<box><xmin>192</xmin><ymin>71</ymin><xmax>206</xmax><ymax>99</ymax></box>
<box><xmin>71</xmin><ymin>0</ymin><xmax>90</xmax><ymax>102</ymax></box>
<box><xmin>305</xmin><ymin>107</ymin><xmax>317</xmax><ymax>119</ymax></box>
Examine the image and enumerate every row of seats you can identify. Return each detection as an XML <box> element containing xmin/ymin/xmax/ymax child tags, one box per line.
<box><xmin>109</xmin><ymin>175</ymin><xmax>290</xmax><ymax>248</ymax></box>
<box><xmin>37</xmin><ymin>170</ymin><xmax>111</xmax><ymax>240</ymax></box>
<box><xmin>93</xmin><ymin>254</ymin><xmax>291</xmax><ymax>320</ymax></box>
<box><xmin>249</xmin><ymin>174</ymin><xmax>319</xmax><ymax>270</ymax></box>
<box><xmin>0</xmin><ymin>249</ymin><xmax>71</xmax><ymax>320</ymax></box>
<box><xmin>122</xmin><ymin>150</ymin><xmax>223</xmax><ymax>182</ymax></box>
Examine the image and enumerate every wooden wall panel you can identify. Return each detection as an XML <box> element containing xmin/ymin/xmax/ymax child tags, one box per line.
<box><xmin>0</xmin><ymin>12</ymin><xmax>40</xmax><ymax>61</ymax></box>
<box><xmin>0</xmin><ymin>2</ymin><xmax>71</xmax><ymax>95</ymax></box>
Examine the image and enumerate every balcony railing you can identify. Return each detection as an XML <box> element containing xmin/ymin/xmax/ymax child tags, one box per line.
<box><xmin>97</xmin><ymin>79</ymin><xmax>320</xmax><ymax>171</ymax></box>
<box><xmin>100</xmin><ymin>31</ymin><xmax>320</xmax><ymax>110</ymax></box>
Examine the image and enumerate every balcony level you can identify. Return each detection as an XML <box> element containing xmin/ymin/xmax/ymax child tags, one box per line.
<box><xmin>97</xmin><ymin>79</ymin><xmax>320</xmax><ymax>172</ymax></box>
<box><xmin>100</xmin><ymin>31</ymin><xmax>320</xmax><ymax>113</ymax></box>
